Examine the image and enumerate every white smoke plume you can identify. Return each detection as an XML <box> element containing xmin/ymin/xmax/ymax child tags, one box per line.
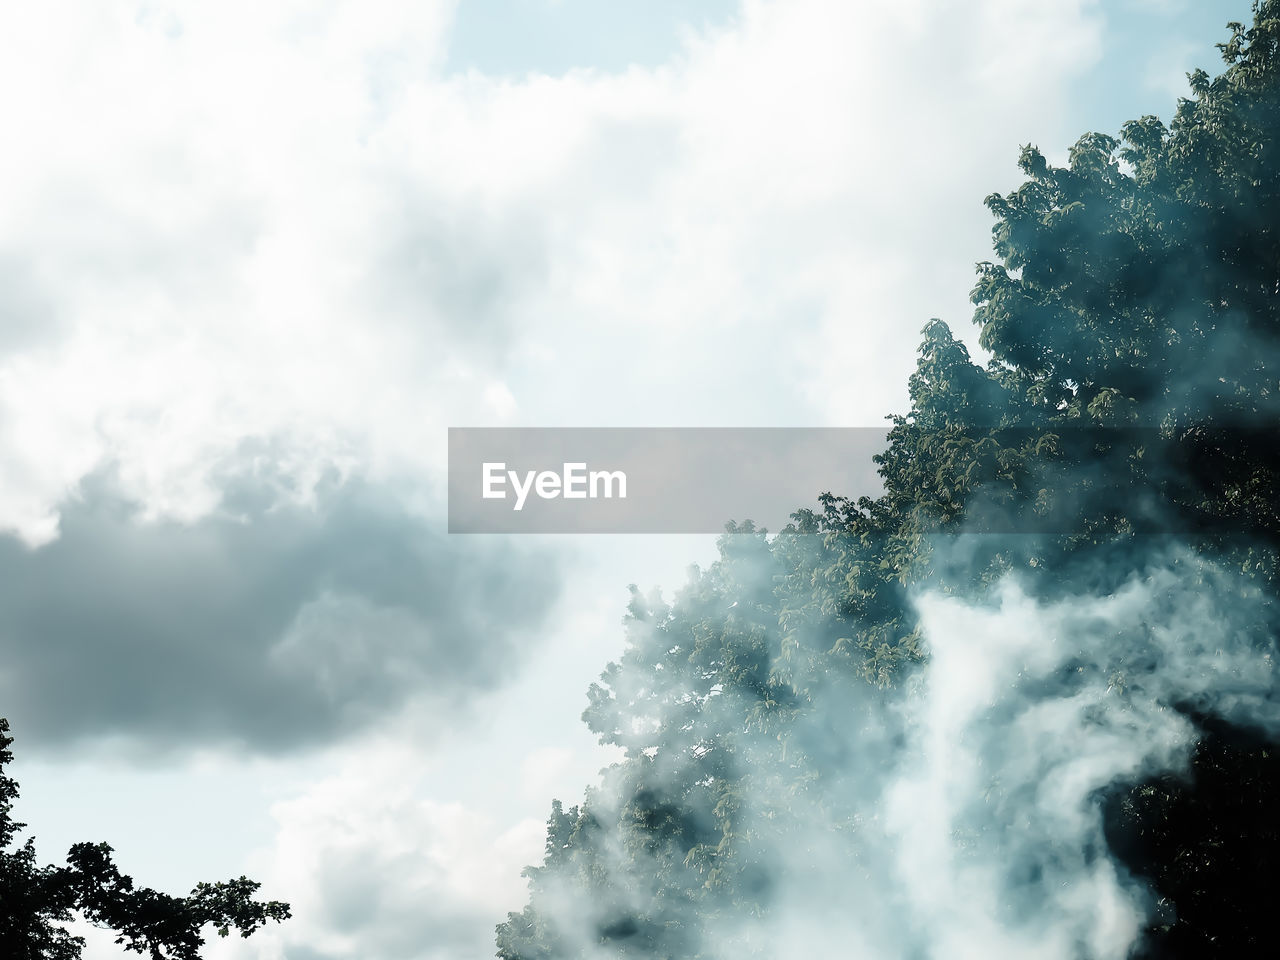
<box><xmin>514</xmin><ymin>543</ymin><xmax>1278</xmax><ymax>959</ymax></box>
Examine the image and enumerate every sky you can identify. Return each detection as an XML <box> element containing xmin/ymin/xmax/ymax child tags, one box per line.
<box><xmin>0</xmin><ymin>1</ymin><xmax>1256</xmax><ymax>958</ymax></box>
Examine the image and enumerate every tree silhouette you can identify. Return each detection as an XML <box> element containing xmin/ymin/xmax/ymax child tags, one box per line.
<box><xmin>0</xmin><ymin>718</ymin><xmax>290</xmax><ymax>959</ymax></box>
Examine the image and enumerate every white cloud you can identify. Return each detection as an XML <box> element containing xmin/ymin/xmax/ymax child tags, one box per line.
<box><xmin>0</xmin><ymin>0</ymin><xmax>1106</xmax><ymax>544</ymax></box>
<box><xmin>202</xmin><ymin>741</ymin><xmax>547</xmax><ymax>960</ymax></box>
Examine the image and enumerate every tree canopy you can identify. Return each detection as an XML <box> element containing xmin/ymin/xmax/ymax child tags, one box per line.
<box><xmin>497</xmin><ymin>4</ymin><xmax>1280</xmax><ymax>958</ymax></box>
<box><xmin>0</xmin><ymin>718</ymin><xmax>290</xmax><ymax>960</ymax></box>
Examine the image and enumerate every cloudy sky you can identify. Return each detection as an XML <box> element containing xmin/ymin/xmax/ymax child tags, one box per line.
<box><xmin>0</xmin><ymin>1</ymin><xmax>1253</xmax><ymax>957</ymax></box>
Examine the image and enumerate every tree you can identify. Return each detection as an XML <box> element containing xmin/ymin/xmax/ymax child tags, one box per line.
<box><xmin>497</xmin><ymin>3</ymin><xmax>1280</xmax><ymax>957</ymax></box>
<box><xmin>0</xmin><ymin>718</ymin><xmax>290</xmax><ymax>959</ymax></box>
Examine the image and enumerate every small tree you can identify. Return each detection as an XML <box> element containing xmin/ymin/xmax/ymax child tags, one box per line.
<box><xmin>0</xmin><ymin>718</ymin><xmax>290</xmax><ymax>959</ymax></box>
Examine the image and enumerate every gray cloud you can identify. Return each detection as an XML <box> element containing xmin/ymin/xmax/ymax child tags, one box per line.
<box><xmin>0</xmin><ymin>472</ymin><xmax>562</xmax><ymax>755</ymax></box>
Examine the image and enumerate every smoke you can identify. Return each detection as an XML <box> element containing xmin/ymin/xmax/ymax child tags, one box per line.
<box><xmin>881</xmin><ymin>550</ymin><xmax>1275</xmax><ymax>959</ymax></box>
<box><xmin>506</xmin><ymin>540</ymin><xmax>1279</xmax><ymax>959</ymax></box>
